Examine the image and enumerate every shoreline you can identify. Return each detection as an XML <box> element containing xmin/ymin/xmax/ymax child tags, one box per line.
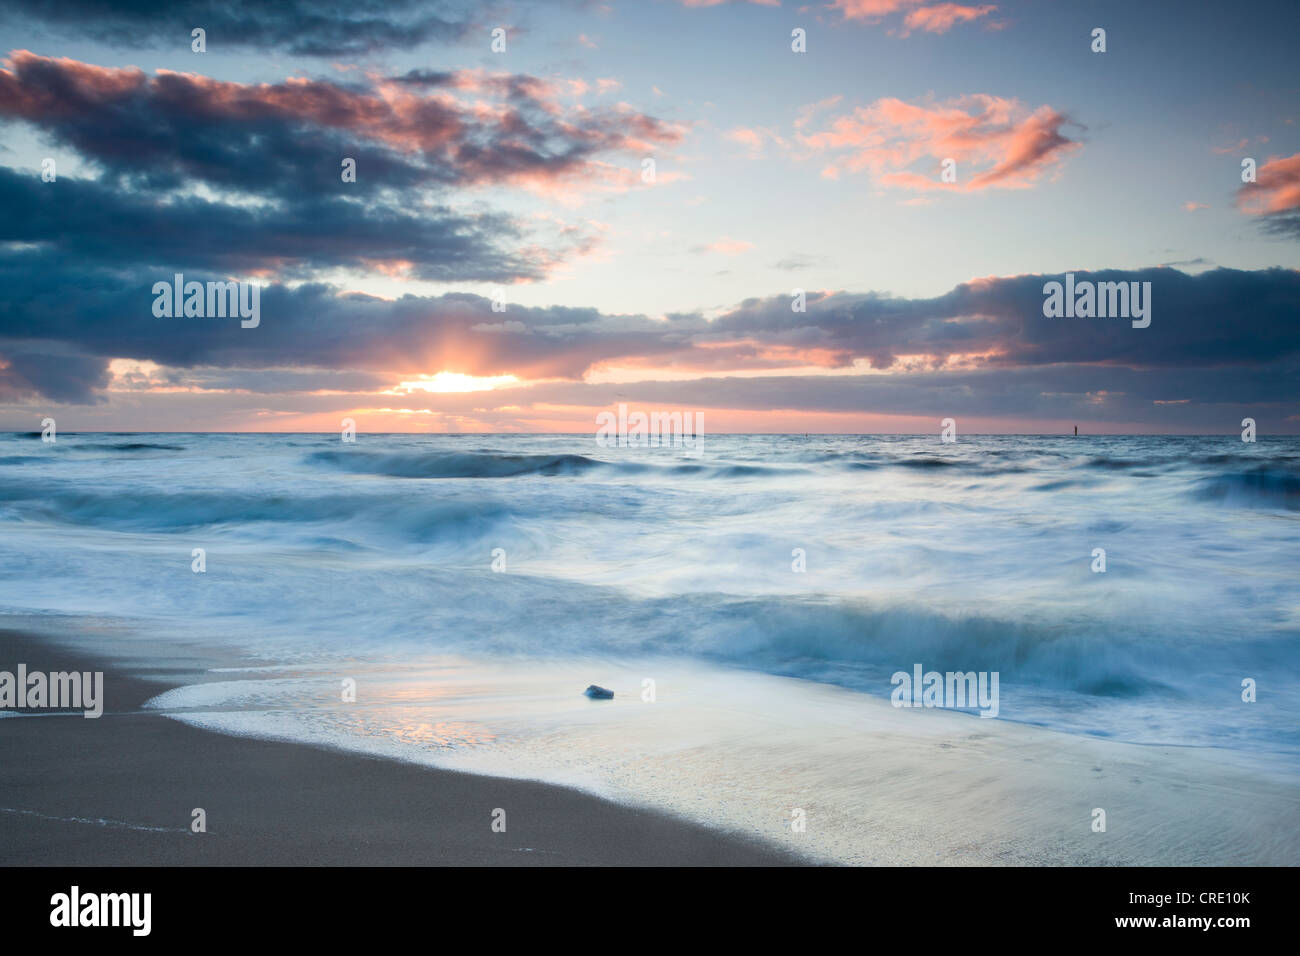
<box><xmin>6</xmin><ymin>622</ymin><xmax>1300</xmax><ymax>867</ymax></box>
<box><xmin>0</xmin><ymin>628</ymin><xmax>806</xmax><ymax>866</ymax></box>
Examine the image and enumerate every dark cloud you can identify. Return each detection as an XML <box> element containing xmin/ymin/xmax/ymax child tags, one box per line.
<box><xmin>0</xmin><ymin>52</ymin><xmax>681</xmax><ymax>201</ymax></box>
<box><xmin>0</xmin><ymin>53</ymin><xmax>1293</xmax><ymax>425</ymax></box>
<box><xmin>0</xmin><ymin>1</ymin><xmax>488</xmax><ymax>56</ymax></box>
<box><xmin>1259</xmin><ymin>213</ymin><xmax>1300</xmax><ymax>240</ymax></box>
<box><xmin>0</xmin><ymin>168</ymin><xmax>544</xmax><ymax>282</ymax></box>
<box><xmin>0</xmin><ymin>256</ymin><xmax>693</xmax><ymax>401</ymax></box>
<box><xmin>0</xmin><ymin>349</ymin><xmax>111</xmax><ymax>404</ymax></box>
<box><xmin>2</xmin><ymin>252</ymin><xmax>1297</xmax><ymax>418</ymax></box>
<box><xmin>494</xmin><ymin>362</ymin><xmax>1300</xmax><ymax>430</ymax></box>
<box><xmin>0</xmin><ymin>53</ymin><xmax>680</xmax><ymax>283</ymax></box>
<box><xmin>713</xmin><ymin>267</ymin><xmax>1300</xmax><ymax>371</ymax></box>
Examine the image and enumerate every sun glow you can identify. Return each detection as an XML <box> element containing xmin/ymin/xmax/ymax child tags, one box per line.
<box><xmin>396</xmin><ymin>372</ymin><xmax>521</xmax><ymax>393</ymax></box>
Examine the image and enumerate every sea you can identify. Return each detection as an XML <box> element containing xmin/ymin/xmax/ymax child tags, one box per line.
<box><xmin>2</xmin><ymin>432</ymin><xmax>1297</xmax><ymax>857</ymax></box>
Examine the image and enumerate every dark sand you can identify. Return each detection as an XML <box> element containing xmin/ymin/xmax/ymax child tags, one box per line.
<box><xmin>0</xmin><ymin>630</ymin><xmax>803</xmax><ymax>866</ymax></box>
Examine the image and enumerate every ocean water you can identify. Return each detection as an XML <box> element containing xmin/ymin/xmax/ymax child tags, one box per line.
<box><xmin>2</xmin><ymin>432</ymin><xmax>1298</xmax><ymax>857</ymax></box>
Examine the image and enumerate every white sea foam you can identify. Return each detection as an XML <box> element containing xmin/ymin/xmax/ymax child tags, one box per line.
<box><xmin>2</xmin><ymin>432</ymin><xmax>1298</xmax><ymax>760</ymax></box>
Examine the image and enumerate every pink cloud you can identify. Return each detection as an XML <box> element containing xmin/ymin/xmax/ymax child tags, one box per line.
<box><xmin>680</xmin><ymin>0</ymin><xmax>781</xmax><ymax>7</ymax></box>
<box><xmin>701</xmin><ymin>238</ymin><xmax>755</xmax><ymax>255</ymax></box>
<box><xmin>725</xmin><ymin>126</ymin><xmax>787</xmax><ymax>156</ymax></box>
<box><xmin>902</xmin><ymin>3</ymin><xmax>997</xmax><ymax>35</ymax></box>
<box><xmin>831</xmin><ymin>0</ymin><xmax>923</xmax><ymax>19</ymax></box>
<box><xmin>0</xmin><ymin>50</ymin><xmax>685</xmax><ymax>198</ymax></box>
<box><xmin>829</xmin><ymin>1</ymin><xmax>998</xmax><ymax>35</ymax></box>
<box><xmin>794</xmin><ymin>94</ymin><xmax>843</xmax><ymax>130</ymax></box>
<box><xmin>1237</xmin><ymin>152</ymin><xmax>1300</xmax><ymax>215</ymax></box>
<box><xmin>1211</xmin><ymin>134</ymin><xmax>1268</xmax><ymax>155</ymax></box>
<box><xmin>799</xmin><ymin>94</ymin><xmax>1079</xmax><ymax>192</ymax></box>
<box><xmin>727</xmin><ymin>127</ymin><xmax>765</xmax><ymax>149</ymax></box>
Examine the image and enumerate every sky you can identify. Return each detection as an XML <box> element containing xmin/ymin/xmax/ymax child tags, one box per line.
<box><xmin>0</xmin><ymin>0</ymin><xmax>1297</xmax><ymax>433</ymax></box>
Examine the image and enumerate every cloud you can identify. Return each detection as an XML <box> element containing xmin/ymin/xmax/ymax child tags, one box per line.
<box><xmin>725</xmin><ymin>126</ymin><xmax>789</xmax><ymax>158</ymax></box>
<box><xmin>901</xmin><ymin>3</ymin><xmax>997</xmax><ymax>36</ymax></box>
<box><xmin>0</xmin><ymin>167</ymin><xmax>553</xmax><ymax>283</ymax></box>
<box><xmin>798</xmin><ymin>94</ymin><xmax>1079</xmax><ymax>191</ymax></box>
<box><xmin>0</xmin><ymin>349</ymin><xmax>112</xmax><ymax>404</ymax></box>
<box><xmin>0</xmin><ymin>0</ymin><xmax>520</xmax><ymax>56</ymax></box>
<box><xmin>679</xmin><ymin>0</ymin><xmax>780</xmax><ymax>7</ymax></box>
<box><xmin>1211</xmin><ymin>134</ymin><xmax>1268</xmax><ymax>155</ymax></box>
<box><xmin>3</xmin><ymin>261</ymin><xmax>1296</xmax><ymax>412</ymax></box>
<box><xmin>1237</xmin><ymin>152</ymin><xmax>1300</xmax><ymax>215</ymax></box>
<box><xmin>772</xmin><ymin>254</ymin><xmax>830</xmax><ymax>271</ymax></box>
<box><xmin>831</xmin><ymin>0</ymin><xmax>925</xmax><ymax>20</ymax></box>
<box><xmin>0</xmin><ymin>52</ymin><xmax>683</xmax><ymax>282</ymax></box>
<box><xmin>1235</xmin><ymin>152</ymin><xmax>1300</xmax><ymax>239</ymax></box>
<box><xmin>830</xmin><ymin>0</ymin><xmax>997</xmax><ymax>34</ymax></box>
<box><xmin>1237</xmin><ymin>151</ymin><xmax>1300</xmax><ymax>231</ymax></box>
<box><xmin>0</xmin><ymin>53</ymin><xmax>684</xmax><ymax>201</ymax></box>
<box><xmin>695</xmin><ymin>238</ymin><xmax>755</xmax><ymax>255</ymax></box>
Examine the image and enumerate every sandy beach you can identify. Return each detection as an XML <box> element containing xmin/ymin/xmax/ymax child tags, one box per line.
<box><xmin>5</xmin><ymin>624</ymin><xmax>1299</xmax><ymax>867</ymax></box>
<box><xmin>0</xmin><ymin>629</ymin><xmax>802</xmax><ymax>866</ymax></box>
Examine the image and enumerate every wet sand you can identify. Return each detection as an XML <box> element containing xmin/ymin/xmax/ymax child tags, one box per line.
<box><xmin>0</xmin><ymin>629</ymin><xmax>803</xmax><ymax>866</ymax></box>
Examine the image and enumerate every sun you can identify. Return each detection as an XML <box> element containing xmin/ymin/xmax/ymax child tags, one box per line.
<box><xmin>397</xmin><ymin>372</ymin><xmax>520</xmax><ymax>394</ymax></box>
